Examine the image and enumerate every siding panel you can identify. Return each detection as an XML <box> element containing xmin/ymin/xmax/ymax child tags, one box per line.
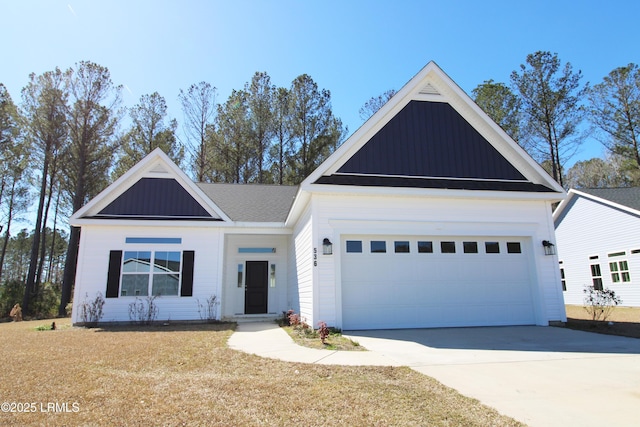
<box><xmin>556</xmin><ymin>196</ymin><xmax>640</xmax><ymax>306</ymax></box>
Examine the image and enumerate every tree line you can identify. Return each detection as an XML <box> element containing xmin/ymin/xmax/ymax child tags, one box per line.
<box><xmin>0</xmin><ymin>61</ymin><xmax>345</xmax><ymax>318</ymax></box>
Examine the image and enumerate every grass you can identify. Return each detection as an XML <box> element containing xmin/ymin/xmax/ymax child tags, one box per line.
<box><xmin>0</xmin><ymin>318</ymin><xmax>522</xmax><ymax>426</ymax></box>
<box><xmin>563</xmin><ymin>305</ymin><xmax>640</xmax><ymax>338</ymax></box>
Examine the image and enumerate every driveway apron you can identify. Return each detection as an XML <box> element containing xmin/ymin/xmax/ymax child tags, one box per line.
<box><xmin>344</xmin><ymin>326</ymin><xmax>640</xmax><ymax>427</ymax></box>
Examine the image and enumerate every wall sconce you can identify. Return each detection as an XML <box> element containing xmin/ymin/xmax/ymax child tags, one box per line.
<box><xmin>322</xmin><ymin>238</ymin><xmax>333</xmax><ymax>255</ymax></box>
<box><xmin>542</xmin><ymin>240</ymin><xmax>556</xmax><ymax>256</ymax></box>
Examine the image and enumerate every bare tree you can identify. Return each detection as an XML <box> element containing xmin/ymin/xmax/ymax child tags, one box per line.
<box><xmin>115</xmin><ymin>92</ymin><xmax>182</xmax><ymax>178</ymax></box>
<box><xmin>179</xmin><ymin>82</ymin><xmax>217</xmax><ymax>182</ymax></box>
<box><xmin>588</xmin><ymin>63</ymin><xmax>640</xmax><ymax>171</ymax></box>
<box><xmin>511</xmin><ymin>52</ymin><xmax>589</xmax><ymax>186</ymax></box>
<box><xmin>358</xmin><ymin>89</ymin><xmax>396</xmax><ymax>121</ymax></box>
<box><xmin>246</xmin><ymin>72</ymin><xmax>275</xmax><ymax>183</ymax></box>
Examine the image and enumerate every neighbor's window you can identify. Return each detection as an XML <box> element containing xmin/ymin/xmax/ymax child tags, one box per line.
<box><xmin>418</xmin><ymin>241</ymin><xmax>433</xmax><ymax>253</ymax></box>
<box><xmin>441</xmin><ymin>241</ymin><xmax>456</xmax><ymax>253</ymax></box>
<box><xmin>609</xmin><ymin>260</ymin><xmax>630</xmax><ymax>283</ymax></box>
<box><xmin>121</xmin><ymin>251</ymin><xmax>181</xmax><ymax>296</ymax></box>
<box><xmin>346</xmin><ymin>240</ymin><xmax>362</xmax><ymax>253</ymax></box>
<box><xmin>371</xmin><ymin>241</ymin><xmax>386</xmax><ymax>253</ymax></box>
<box><xmin>485</xmin><ymin>242</ymin><xmax>500</xmax><ymax>254</ymax></box>
<box><xmin>463</xmin><ymin>242</ymin><xmax>478</xmax><ymax>254</ymax></box>
<box><xmin>507</xmin><ymin>242</ymin><xmax>522</xmax><ymax>254</ymax></box>
<box><xmin>394</xmin><ymin>241</ymin><xmax>410</xmax><ymax>253</ymax></box>
<box><xmin>590</xmin><ymin>264</ymin><xmax>603</xmax><ymax>291</ymax></box>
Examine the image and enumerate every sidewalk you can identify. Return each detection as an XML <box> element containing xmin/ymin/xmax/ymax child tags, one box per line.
<box><xmin>227</xmin><ymin>321</ymin><xmax>401</xmax><ymax>366</ymax></box>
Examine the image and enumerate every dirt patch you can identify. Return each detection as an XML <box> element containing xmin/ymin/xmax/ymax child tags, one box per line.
<box><xmin>563</xmin><ymin>305</ymin><xmax>640</xmax><ymax>339</ymax></box>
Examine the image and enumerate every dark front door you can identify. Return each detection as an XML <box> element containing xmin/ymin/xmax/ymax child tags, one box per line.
<box><xmin>245</xmin><ymin>261</ymin><xmax>268</xmax><ymax>314</ymax></box>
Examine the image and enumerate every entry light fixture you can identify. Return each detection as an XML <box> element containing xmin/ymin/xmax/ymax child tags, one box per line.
<box><xmin>542</xmin><ymin>240</ymin><xmax>556</xmax><ymax>256</ymax></box>
<box><xmin>322</xmin><ymin>238</ymin><xmax>333</xmax><ymax>255</ymax></box>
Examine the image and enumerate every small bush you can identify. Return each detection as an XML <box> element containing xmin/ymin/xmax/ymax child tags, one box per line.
<box><xmin>583</xmin><ymin>285</ymin><xmax>622</xmax><ymax>322</ymax></box>
<box><xmin>78</xmin><ymin>292</ymin><xmax>106</xmax><ymax>327</ymax></box>
<box><xmin>196</xmin><ymin>294</ymin><xmax>219</xmax><ymax>323</ymax></box>
<box><xmin>289</xmin><ymin>312</ymin><xmax>302</xmax><ymax>326</ymax></box>
<box><xmin>318</xmin><ymin>321</ymin><xmax>330</xmax><ymax>344</ymax></box>
<box><xmin>128</xmin><ymin>295</ymin><xmax>159</xmax><ymax>325</ymax></box>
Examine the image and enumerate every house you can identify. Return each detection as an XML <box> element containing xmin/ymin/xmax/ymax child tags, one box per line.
<box><xmin>70</xmin><ymin>61</ymin><xmax>566</xmax><ymax>330</ymax></box>
<box><xmin>554</xmin><ymin>188</ymin><xmax>640</xmax><ymax>306</ymax></box>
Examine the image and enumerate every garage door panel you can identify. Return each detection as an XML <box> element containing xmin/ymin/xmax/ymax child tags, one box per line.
<box><xmin>341</xmin><ymin>236</ymin><xmax>535</xmax><ymax>329</ymax></box>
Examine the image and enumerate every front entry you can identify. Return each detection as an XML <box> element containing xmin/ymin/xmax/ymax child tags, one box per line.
<box><xmin>244</xmin><ymin>261</ymin><xmax>268</xmax><ymax>314</ymax></box>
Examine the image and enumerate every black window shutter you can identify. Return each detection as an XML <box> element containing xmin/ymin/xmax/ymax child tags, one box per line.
<box><xmin>181</xmin><ymin>251</ymin><xmax>195</xmax><ymax>297</ymax></box>
<box><xmin>106</xmin><ymin>250</ymin><xmax>123</xmax><ymax>298</ymax></box>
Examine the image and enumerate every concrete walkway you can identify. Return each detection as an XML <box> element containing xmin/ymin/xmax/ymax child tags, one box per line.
<box><xmin>228</xmin><ymin>322</ymin><xmax>640</xmax><ymax>427</ymax></box>
<box><xmin>227</xmin><ymin>321</ymin><xmax>401</xmax><ymax>366</ymax></box>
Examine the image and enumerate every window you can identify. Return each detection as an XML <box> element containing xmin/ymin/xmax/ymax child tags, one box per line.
<box><xmin>417</xmin><ymin>241</ymin><xmax>433</xmax><ymax>253</ymax></box>
<box><xmin>507</xmin><ymin>242</ymin><xmax>521</xmax><ymax>254</ymax></box>
<box><xmin>485</xmin><ymin>242</ymin><xmax>500</xmax><ymax>254</ymax></box>
<box><xmin>346</xmin><ymin>240</ymin><xmax>362</xmax><ymax>253</ymax></box>
<box><xmin>631</xmin><ymin>249</ymin><xmax>640</xmax><ymax>255</ymax></box>
<box><xmin>270</xmin><ymin>264</ymin><xmax>276</xmax><ymax>287</ymax></box>
<box><xmin>608</xmin><ymin>251</ymin><xmax>626</xmax><ymax>258</ymax></box>
<box><xmin>394</xmin><ymin>241</ymin><xmax>410</xmax><ymax>253</ymax></box>
<box><xmin>609</xmin><ymin>260</ymin><xmax>631</xmax><ymax>283</ymax></box>
<box><xmin>440</xmin><ymin>241</ymin><xmax>456</xmax><ymax>253</ymax></box>
<box><xmin>463</xmin><ymin>242</ymin><xmax>478</xmax><ymax>254</ymax></box>
<box><xmin>590</xmin><ymin>264</ymin><xmax>603</xmax><ymax>291</ymax></box>
<box><xmin>560</xmin><ymin>268</ymin><xmax>566</xmax><ymax>291</ymax></box>
<box><xmin>371</xmin><ymin>241</ymin><xmax>386</xmax><ymax>253</ymax></box>
<box><xmin>237</xmin><ymin>264</ymin><xmax>244</xmax><ymax>288</ymax></box>
<box><xmin>121</xmin><ymin>251</ymin><xmax>182</xmax><ymax>296</ymax></box>
<box><xmin>239</xmin><ymin>247</ymin><xmax>276</xmax><ymax>253</ymax></box>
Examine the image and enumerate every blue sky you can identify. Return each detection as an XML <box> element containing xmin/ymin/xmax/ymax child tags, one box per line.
<box><xmin>2</xmin><ymin>0</ymin><xmax>639</xmax><ymax>166</ymax></box>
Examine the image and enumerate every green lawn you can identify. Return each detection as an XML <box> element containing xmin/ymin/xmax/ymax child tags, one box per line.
<box><xmin>0</xmin><ymin>318</ymin><xmax>522</xmax><ymax>426</ymax></box>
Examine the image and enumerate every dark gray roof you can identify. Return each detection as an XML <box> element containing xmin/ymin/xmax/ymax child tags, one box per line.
<box><xmin>579</xmin><ymin>187</ymin><xmax>640</xmax><ymax>211</ymax></box>
<box><xmin>197</xmin><ymin>183</ymin><xmax>298</xmax><ymax>222</ymax></box>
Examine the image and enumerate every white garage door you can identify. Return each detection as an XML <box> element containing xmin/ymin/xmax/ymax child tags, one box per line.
<box><xmin>341</xmin><ymin>235</ymin><xmax>536</xmax><ymax>330</ymax></box>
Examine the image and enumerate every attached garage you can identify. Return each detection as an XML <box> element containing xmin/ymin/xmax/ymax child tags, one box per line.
<box><xmin>341</xmin><ymin>235</ymin><xmax>537</xmax><ymax>330</ymax></box>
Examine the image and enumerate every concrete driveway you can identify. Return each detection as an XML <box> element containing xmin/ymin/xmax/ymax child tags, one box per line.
<box><xmin>345</xmin><ymin>326</ymin><xmax>640</xmax><ymax>427</ymax></box>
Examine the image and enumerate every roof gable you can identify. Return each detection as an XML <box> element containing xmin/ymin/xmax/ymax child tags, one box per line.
<box><xmin>71</xmin><ymin>149</ymin><xmax>230</xmax><ymax>223</ymax></box>
<box><xmin>97</xmin><ymin>178</ymin><xmax>214</xmax><ymax>219</ymax></box>
<box><xmin>336</xmin><ymin>100</ymin><xmax>526</xmax><ymax>180</ymax></box>
<box><xmin>303</xmin><ymin>61</ymin><xmax>564</xmax><ymax>195</ymax></box>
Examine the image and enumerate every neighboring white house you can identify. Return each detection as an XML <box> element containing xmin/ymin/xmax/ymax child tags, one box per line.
<box><xmin>70</xmin><ymin>61</ymin><xmax>567</xmax><ymax>330</ymax></box>
<box><xmin>554</xmin><ymin>188</ymin><xmax>640</xmax><ymax>307</ymax></box>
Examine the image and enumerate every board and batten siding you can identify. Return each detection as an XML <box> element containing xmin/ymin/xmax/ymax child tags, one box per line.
<box><xmin>72</xmin><ymin>225</ymin><xmax>222</xmax><ymax>324</ymax></box>
<box><xmin>312</xmin><ymin>192</ymin><xmax>565</xmax><ymax>328</ymax></box>
<box><xmin>292</xmin><ymin>205</ymin><xmax>314</xmax><ymax>326</ymax></box>
<box><xmin>556</xmin><ymin>196</ymin><xmax>640</xmax><ymax>306</ymax></box>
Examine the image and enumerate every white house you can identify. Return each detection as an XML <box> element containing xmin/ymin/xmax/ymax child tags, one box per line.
<box><xmin>70</xmin><ymin>61</ymin><xmax>567</xmax><ymax>330</ymax></box>
<box><xmin>554</xmin><ymin>188</ymin><xmax>640</xmax><ymax>307</ymax></box>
